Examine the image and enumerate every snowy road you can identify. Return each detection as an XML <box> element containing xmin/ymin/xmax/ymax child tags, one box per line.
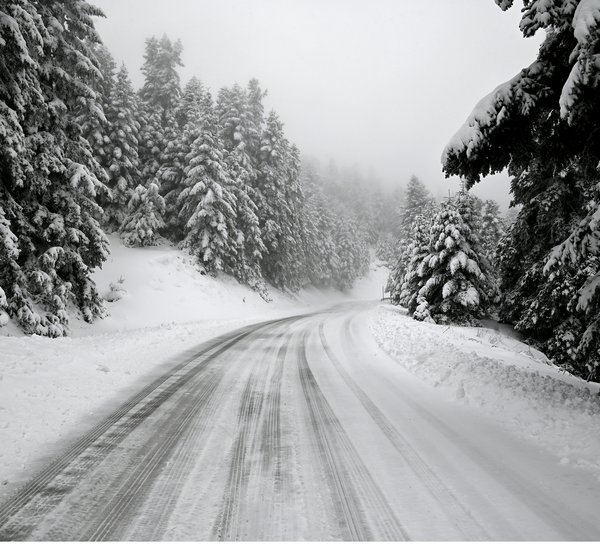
<box><xmin>1</xmin><ymin>302</ymin><xmax>599</xmax><ymax>541</ymax></box>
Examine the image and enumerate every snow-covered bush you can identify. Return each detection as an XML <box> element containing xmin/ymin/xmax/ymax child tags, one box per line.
<box><xmin>105</xmin><ymin>277</ymin><xmax>127</xmax><ymax>303</ymax></box>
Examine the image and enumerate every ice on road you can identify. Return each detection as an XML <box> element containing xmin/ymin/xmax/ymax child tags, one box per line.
<box><xmin>1</xmin><ymin>302</ymin><xmax>598</xmax><ymax>541</ymax></box>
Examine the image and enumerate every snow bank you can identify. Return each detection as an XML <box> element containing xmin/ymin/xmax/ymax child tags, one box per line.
<box><xmin>0</xmin><ymin>318</ymin><xmax>256</xmax><ymax>498</ymax></box>
<box><xmin>371</xmin><ymin>304</ymin><xmax>600</xmax><ymax>478</ymax></box>
<box><xmin>1</xmin><ymin>235</ymin><xmax>388</xmax><ymax>338</ymax></box>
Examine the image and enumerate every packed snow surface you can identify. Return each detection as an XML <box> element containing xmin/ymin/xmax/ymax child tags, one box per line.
<box><xmin>2</xmin><ymin>302</ymin><xmax>600</xmax><ymax>540</ymax></box>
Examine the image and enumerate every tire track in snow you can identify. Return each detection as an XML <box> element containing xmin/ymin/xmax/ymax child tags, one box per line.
<box><xmin>136</xmin><ymin>345</ymin><xmax>252</xmax><ymax>541</ymax></box>
<box><xmin>296</xmin><ymin>327</ymin><xmax>409</xmax><ymax>541</ymax></box>
<box><xmin>253</xmin><ymin>336</ymin><xmax>295</xmax><ymax>540</ymax></box>
<box><xmin>82</xmin><ymin>369</ymin><xmax>225</xmax><ymax>541</ymax></box>
<box><xmin>210</xmin><ymin>326</ymin><xmax>288</xmax><ymax>541</ymax></box>
<box><xmin>319</xmin><ymin>317</ymin><xmax>490</xmax><ymax>540</ymax></box>
<box><xmin>0</xmin><ymin>320</ymin><xmax>283</xmax><ymax>541</ymax></box>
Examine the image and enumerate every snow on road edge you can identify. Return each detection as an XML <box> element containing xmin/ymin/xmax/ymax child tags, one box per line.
<box><xmin>370</xmin><ymin>304</ymin><xmax>600</xmax><ymax>480</ymax></box>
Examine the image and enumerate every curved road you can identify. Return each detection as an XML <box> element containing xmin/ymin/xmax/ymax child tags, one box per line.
<box><xmin>1</xmin><ymin>302</ymin><xmax>599</xmax><ymax>541</ymax></box>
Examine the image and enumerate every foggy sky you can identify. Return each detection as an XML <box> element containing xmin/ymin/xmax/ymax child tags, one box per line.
<box><xmin>93</xmin><ymin>0</ymin><xmax>544</xmax><ymax>210</ymax></box>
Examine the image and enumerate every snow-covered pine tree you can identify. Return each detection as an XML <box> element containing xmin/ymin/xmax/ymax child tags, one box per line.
<box><xmin>102</xmin><ymin>64</ymin><xmax>141</xmax><ymax>229</ymax></box>
<box><xmin>225</xmin><ymin>152</ymin><xmax>267</xmax><ymax>297</ymax></box>
<box><xmin>0</xmin><ymin>206</ymin><xmax>19</xmax><ymax>328</ymax></box>
<box><xmin>175</xmin><ymin>77</ymin><xmax>205</xmax><ymax>128</ymax></box>
<box><xmin>281</xmin><ymin>144</ymin><xmax>308</xmax><ymax>289</ymax></box>
<box><xmin>137</xmin><ymin>100</ymin><xmax>164</xmax><ymax>185</ymax></box>
<box><xmin>217</xmin><ymin>84</ymin><xmax>267</xmax><ymax>293</ymax></box>
<box><xmin>245</xmin><ymin>79</ymin><xmax>267</xmax><ymax>165</ymax></box>
<box><xmin>397</xmin><ymin>213</ymin><xmax>434</xmax><ymax>309</ymax></box>
<box><xmin>412</xmin><ymin>193</ymin><xmax>495</xmax><ymax>324</ymax></box>
<box><xmin>479</xmin><ymin>199</ymin><xmax>504</xmax><ymax>261</ymax></box>
<box><xmin>120</xmin><ymin>179</ymin><xmax>165</xmax><ymax>247</ymax></box>
<box><xmin>301</xmin><ymin>181</ymin><xmax>341</xmax><ymax>288</ymax></box>
<box><xmin>137</xmin><ymin>35</ymin><xmax>183</xmax><ymax>189</ymax></box>
<box><xmin>333</xmin><ymin>214</ymin><xmax>370</xmax><ymax>290</ymax></box>
<box><xmin>0</xmin><ymin>0</ymin><xmax>110</xmax><ymax>336</ymax></box>
<box><xmin>443</xmin><ymin>0</ymin><xmax>600</xmax><ymax>379</ymax></box>
<box><xmin>178</xmin><ymin>110</ymin><xmax>237</xmax><ymax>274</ymax></box>
<box><xmin>256</xmin><ymin>111</ymin><xmax>305</xmax><ymax>290</ymax></box>
<box><xmin>159</xmin><ymin>79</ymin><xmax>213</xmax><ymax>239</ymax></box>
<box><xmin>401</xmin><ymin>175</ymin><xmax>433</xmax><ymax>237</ymax></box>
<box><xmin>387</xmin><ymin>181</ymin><xmax>436</xmax><ymax>301</ymax></box>
<box><xmin>82</xmin><ymin>43</ymin><xmax>115</xmax><ymax>182</ymax></box>
<box><xmin>139</xmin><ymin>35</ymin><xmax>183</xmax><ymax>118</ymax></box>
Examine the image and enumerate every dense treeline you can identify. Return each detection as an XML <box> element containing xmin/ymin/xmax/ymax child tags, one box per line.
<box><xmin>442</xmin><ymin>0</ymin><xmax>600</xmax><ymax>381</ymax></box>
<box><xmin>0</xmin><ymin>1</ymin><xmax>385</xmax><ymax>336</ymax></box>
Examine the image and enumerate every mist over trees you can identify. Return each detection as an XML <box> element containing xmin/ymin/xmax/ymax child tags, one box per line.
<box><xmin>0</xmin><ymin>0</ymin><xmax>394</xmax><ymax>336</ymax></box>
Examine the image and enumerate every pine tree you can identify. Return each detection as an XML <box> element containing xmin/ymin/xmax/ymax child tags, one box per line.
<box><xmin>0</xmin><ymin>0</ymin><xmax>110</xmax><ymax>336</ymax></box>
<box><xmin>159</xmin><ymin>80</ymin><xmax>213</xmax><ymax>239</ymax></box>
<box><xmin>178</xmin><ymin>112</ymin><xmax>237</xmax><ymax>273</ymax></box>
<box><xmin>217</xmin><ymin>84</ymin><xmax>266</xmax><ymax>293</ymax></box>
<box><xmin>175</xmin><ymin>77</ymin><xmax>206</xmax><ymax>128</ymax></box>
<box><xmin>81</xmin><ymin>43</ymin><xmax>115</xmax><ymax>194</ymax></box>
<box><xmin>226</xmin><ymin>152</ymin><xmax>267</xmax><ymax>296</ymax></box>
<box><xmin>301</xmin><ymin>182</ymin><xmax>341</xmax><ymax>288</ymax></box>
<box><xmin>121</xmin><ymin>180</ymin><xmax>165</xmax><ymax>247</ymax></box>
<box><xmin>138</xmin><ymin>35</ymin><xmax>183</xmax><ymax>188</ymax></box>
<box><xmin>333</xmin><ymin>214</ymin><xmax>370</xmax><ymax>290</ymax></box>
<box><xmin>257</xmin><ymin>111</ymin><xmax>305</xmax><ymax>290</ymax></box>
<box><xmin>137</xmin><ymin>100</ymin><xmax>165</xmax><ymax>184</ymax></box>
<box><xmin>387</xmin><ymin>182</ymin><xmax>436</xmax><ymax>300</ymax></box>
<box><xmin>411</xmin><ymin>194</ymin><xmax>495</xmax><ymax>324</ymax></box>
<box><xmin>479</xmin><ymin>199</ymin><xmax>504</xmax><ymax>260</ymax></box>
<box><xmin>102</xmin><ymin>64</ymin><xmax>141</xmax><ymax>229</ymax></box>
<box><xmin>397</xmin><ymin>213</ymin><xmax>433</xmax><ymax>308</ymax></box>
<box><xmin>401</xmin><ymin>175</ymin><xmax>433</xmax><ymax>237</ymax></box>
<box><xmin>139</xmin><ymin>35</ymin><xmax>183</xmax><ymax>119</ymax></box>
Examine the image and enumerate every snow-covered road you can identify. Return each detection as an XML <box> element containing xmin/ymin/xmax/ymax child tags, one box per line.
<box><xmin>1</xmin><ymin>302</ymin><xmax>598</xmax><ymax>541</ymax></box>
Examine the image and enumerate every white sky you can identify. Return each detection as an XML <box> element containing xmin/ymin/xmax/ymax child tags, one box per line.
<box><xmin>93</xmin><ymin>0</ymin><xmax>543</xmax><ymax>209</ymax></box>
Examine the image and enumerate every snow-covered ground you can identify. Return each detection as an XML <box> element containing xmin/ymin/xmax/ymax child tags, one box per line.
<box><xmin>371</xmin><ymin>304</ymin><xmax>600</xmax><ymax>480</ymax></box>
<box><xmin>0</xmin><ymin>236</ymin><xmax>387</xmax><ymax>497</ymax></box>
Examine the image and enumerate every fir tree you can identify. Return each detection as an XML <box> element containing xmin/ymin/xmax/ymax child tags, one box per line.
<box><xmin>178</xmin><ymin>112</ymin><xmax>237</xmax><ymax>273</ymax></box>
<box><xmin>479</xmin><ymin>199</ymin><xmax>504</xmax><ymax>260</ymax></box>
<box><xmin>82</xmin><ymin>43</ymin><xmax>115</xmax><ymax>182</ymax></box>
<box><xmin>301</xmin><ymin>182</ymin><xmax>341</xmax><ymax>288</ymax></box>
<box><xmin>411</xmin><ymin>194</ymin><xmax>495</xmax><ymax>324</ymax></box>
<box><xmin>401</xmin><ymin>175</ymin><xmax>432</xmax><ymax>237</ymax></box>
<box><xmin>217</xmin><ymin>84</ymin><xmax>266</xmax><ymax>292</ymax></box>
<box><xmin>387</xmin><ymin>184</ymin><xmax>436</xmax><ymax>300</ymax></box>
<box><xmin>176</xmin><ymin>77</ymin><xmax>206</xmax><ymax>128</ymax></box>
<box><xmin>102</xmin><ymin>64</ymin><xmax>141</xmax><ymax>229</ymax></box>
<box><xmin>257</xmin><ymin>111</ymin><xmax>304</xmax><ymax>290</ymax></box>
<box><xmin>397</xmin><ymin>214</ymin><xmax>433</xmax><ymax>308</ymax></box>
<box><xmin>121</xmin><ymin>179</ymin><xmax>165</xmax><ymax>247</ymax></box>
<box><xmin>159</xmin><ymin>81</ymin><xmax>213</xmax><ymax>239</ymax></box>
<box><xmin>0</xmin><ymin>0</ymin><xmax>109</xmax><ymax>336</ymax></box>
<box><xmin>139</xmin><ymin>35</ymin><xmax>183</xmax><ymax>120</ymax></box>
<box><xmin>138</xmin><ymin>35</ymin><xmax>183</xmax><ymax>187</ymax></box>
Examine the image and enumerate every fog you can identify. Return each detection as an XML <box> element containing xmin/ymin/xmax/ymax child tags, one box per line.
<box><xmin>94</xmin><ymin>0</ymin><xmax>544</xmax><ymax>210</ymax></box>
